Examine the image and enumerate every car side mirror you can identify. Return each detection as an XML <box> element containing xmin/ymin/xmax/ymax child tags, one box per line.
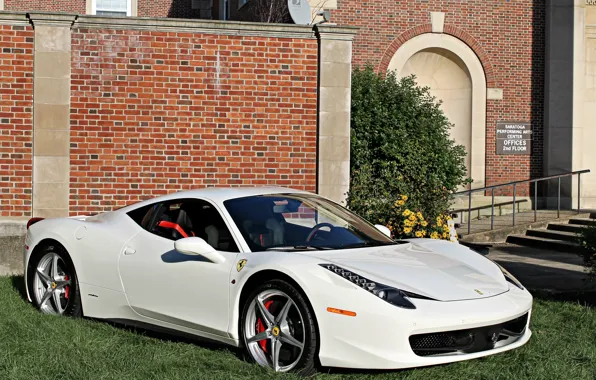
<box><xmin>374</xmin><ymin>224</ymin><xmax>392</xmax><ymax>238</ymax></box>
<box><xmin>174</xmin><ymin>237</ymin><xmax>226</xmax><ymax>264</ymax></box>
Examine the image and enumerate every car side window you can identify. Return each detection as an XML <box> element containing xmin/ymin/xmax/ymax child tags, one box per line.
<box><xmin>143</xmin><ymin>198</ymin><xmax>239</xmax><ymax>253</ymax></box>
<box><xmin>126</xmin><ymin>203</ymin><xmax>156</xmax><ymax>228</ymax></box>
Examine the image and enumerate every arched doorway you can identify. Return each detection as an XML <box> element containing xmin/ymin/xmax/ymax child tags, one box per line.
<box><xmin>387</xmin><ymin>33</ymin><xmax>487</xmax><ymax>190</ymax></box>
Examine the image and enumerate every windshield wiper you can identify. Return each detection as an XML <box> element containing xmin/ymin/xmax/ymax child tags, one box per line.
<box><xmin>339</xmin><ymin>241</ymin><xmax>399</xmax><ymax>249</ymax></box>
<box><xmin>266</xmin><ymin>245</ymin><xmax>330</xmax><ymax>251</ymax></box>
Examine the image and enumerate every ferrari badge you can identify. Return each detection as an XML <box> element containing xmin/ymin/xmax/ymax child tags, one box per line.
<box><xmin>237</xmin><ymin>259</ymin><xmax>247</xmax><ymax>272</ymax></box>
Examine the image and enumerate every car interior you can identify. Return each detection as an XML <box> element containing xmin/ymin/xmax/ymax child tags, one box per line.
<box><xmin>147</xmin><ymin>200</ymin><xmax>239</xmax><ymax>252</ymax></box>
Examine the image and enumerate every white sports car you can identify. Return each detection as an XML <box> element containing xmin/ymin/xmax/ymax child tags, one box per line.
<box><xmin>24</xmin><ymin>187</ymin><xmax>532</xmax><ymax>375</ymax></box>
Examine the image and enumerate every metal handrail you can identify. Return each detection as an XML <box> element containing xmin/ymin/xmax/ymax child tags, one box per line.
<box><xmin>453</xmin><ymin>169</ymin><xmax>591</xmax><ymax>235</ymax></box>
<box><xmin>454</xmin><ymin>169</ymin><xmax>591</xmax><ymax>195</ymax></box>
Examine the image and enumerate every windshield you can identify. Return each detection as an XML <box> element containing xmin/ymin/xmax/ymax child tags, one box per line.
<box><xmin>223</xmin><ymin>193</ymin><xmax>400</xmax><ymax>252</ymax></box>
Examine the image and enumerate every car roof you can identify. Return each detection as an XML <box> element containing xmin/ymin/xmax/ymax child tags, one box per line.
<box><xmin>113</xmin><ymin>186</ymin><xmax>311</xmax><ymax>213</ymax></box>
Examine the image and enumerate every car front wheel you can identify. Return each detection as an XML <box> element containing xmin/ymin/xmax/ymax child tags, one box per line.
<box><xmin>241</xmin><ymin>279</ymin><xmax>318</xmax><ymax>375</ymax></box>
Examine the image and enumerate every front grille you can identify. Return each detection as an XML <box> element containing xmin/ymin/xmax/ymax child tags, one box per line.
<box><xmin>409</xmin><ymin>312</ymin><xmax>528</xmax><ymax>357</ymax></box>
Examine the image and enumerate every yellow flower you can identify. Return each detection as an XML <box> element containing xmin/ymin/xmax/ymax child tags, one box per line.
<box><xmin>443</xmin><ymin>232</ymin><xmax>449</xmax><ymax>239</ymax></box>
<box><xmin>409</xmin><ymin>214</ymin><xmax>417</xmax><ymax>222</ymax></box>
<box><xmin>416</xmin><ymin>212</ymin><xmax>423</xmax><ymax>219</ymax></box>
<box><xmin>397</xmin><ymin>200</ymin><xmax>405</xmax><ymax>206</ymax></box>
<box><xmin>404</xmin><ymin>227</ymin><xmax>412</xmax><ymax>234</ymax></box>
<box><xmin>431</xmin><ymin>231</ymin><xmax>439</xmax><ymax>239</ymax></box>
<box><xmin>421</xmin><ymin>230</ymin><xmax>427</xmax><ymax>237</ymax></box>
<box><xmin>443</xmin><ymin>225</ymin><xmax>450</xmax><ymax>232</ymax></box>
<box><xmin>415</xmin><ymin>231</ymin><xmax>423</xmax><ymax>238</ymax></box>
<box><xmin>437</xmin><ymin>220</ymin><xmax>443</xmax><ymax>227</ymax></box>
<box><xmin>421</xmin><ymin>221</ymin><xmax>428</xmax><ymax>227</ymax></box>
<box><xmin>401</xmin><ymin>195</ymin><xmax>408</xmax><ymax>201</ymax></box>
<box><xmin>403</xmin><ymin>209</ymin><xmax>412</xmax><ymax>217</ymax></box>
<box><xmin>404</xmin><ymin>220</ymin><xmax>412</xmax><ymax>227</ymax></box>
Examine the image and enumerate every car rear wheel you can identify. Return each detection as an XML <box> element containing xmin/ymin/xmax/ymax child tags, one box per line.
<box><xmin>28</xmin><ymin>244</ymin><xmax>82</xmax><ymax>317</ymax></box>
<box><xmin>241</xmin><ymin>279</ymin><xmax>318</xmax><ymax>376</ymax></box>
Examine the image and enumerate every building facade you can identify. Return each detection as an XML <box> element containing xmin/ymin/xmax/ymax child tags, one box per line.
<box><xmin>1</xmin><ymin>0</ymin><xmax>594</xmax><ymax>210</ymax></box>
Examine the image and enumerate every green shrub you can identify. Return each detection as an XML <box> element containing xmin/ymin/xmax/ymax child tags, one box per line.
<box><xmin>577</xmin><ymin>225</ymin><xmax>596</xmax><ymax>280</ymax></box>
<box><xmin>347</xmin><ymin>66</ymin><xmax>470</xmax><ymax>237</ymax></box>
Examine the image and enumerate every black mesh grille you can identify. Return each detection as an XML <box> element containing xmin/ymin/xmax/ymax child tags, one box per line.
<box><xmin>411</xmin><ymin>333</ymin><xmax>457</xmax><ymax>350</ymax></box>
<box><xmin>409</xmin><ymin>312</ymin><xmax>528</xmax><ymax>357</ymax></box>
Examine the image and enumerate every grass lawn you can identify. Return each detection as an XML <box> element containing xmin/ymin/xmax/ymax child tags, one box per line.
<box><xmin>0</xmin><ymin>276</ymin><xmax>594</xmax><ymax>380</ymax></box>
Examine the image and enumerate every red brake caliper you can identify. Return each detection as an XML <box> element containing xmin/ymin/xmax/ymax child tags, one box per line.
<box><xmin>64</xmin><ymin>275</ymin><xmax>70</xmax><ymax>299</ymax></box>
<box><xmin>256</xmin><ymin>300</ymin><xmax>274</xmax><ymax>353</ymax></box>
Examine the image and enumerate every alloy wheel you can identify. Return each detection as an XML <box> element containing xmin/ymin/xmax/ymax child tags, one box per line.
<box><xmin>244</xmin><ymin>289</ymin><xmax>306</xmax><ymax>372</ymax></box>
<box><xmin>32</xmin><ymin>252</ymin><xmax>72</xmax><ymax>315</ymax></box>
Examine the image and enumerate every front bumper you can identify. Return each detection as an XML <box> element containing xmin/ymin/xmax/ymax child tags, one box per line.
<box><xmin>313</xmin><ymin>284</ymin><xmax>533</xmax><ymax>369</ymax></box>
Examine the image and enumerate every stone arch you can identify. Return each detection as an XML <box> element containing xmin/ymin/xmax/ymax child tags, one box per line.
<box><xmin>377</xmin><ymin>25</ymin><xmax>495</xmax><ymax>87</ymax></box>
<box><xmin>385</xmin><ymin>32</ymin><xmax>488</xmax><ymax>189</ymax></box>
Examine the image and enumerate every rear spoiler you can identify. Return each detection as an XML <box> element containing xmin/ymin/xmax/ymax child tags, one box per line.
<box><xmin>26</xmin><ymin>217</ymin><xmax>45</xmax><ymax>229</ymax></box>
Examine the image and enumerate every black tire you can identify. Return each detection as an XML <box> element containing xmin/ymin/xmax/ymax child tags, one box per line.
<box><xmin>240</xmin><ymin>279</ymin><xmax>318</xmax><ymax>376</ymax></box>
<box><xmin>27</xmin><ymin>243</ymin><xmax>83</xmax><ymax>318</ymax></box>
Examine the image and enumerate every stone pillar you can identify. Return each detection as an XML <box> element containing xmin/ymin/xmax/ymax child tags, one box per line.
<box><xmin>30</xmin><ymin>14</ymin><xmax>76</xmax><ymax>218</ymax></box>
<box><xmin>314</xmin><ymin>25</ymin><xmax>357</xmax><ymax>205</ymax></box>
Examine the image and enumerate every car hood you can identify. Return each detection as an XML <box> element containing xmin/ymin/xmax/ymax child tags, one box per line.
<box><xmin>308</xmin><ymin>239</ymin><xmax>509</xmax><ymax>302</ymax></box>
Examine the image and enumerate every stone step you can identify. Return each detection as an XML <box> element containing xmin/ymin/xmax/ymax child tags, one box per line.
<box><xmin>568</xmin><ymin>218</ymin><xmax>596</xmax><ymax>227</ymax></box>
<box><xmin>526</xmin><ymin>229</ymin><xmax>579</xmax><ymax>242</ymax></box>
<box><xmin>506</xmin><ymin>234</ymin><xmax>585</xmax><ymax>254</ymax></box>
<box><xmin>547</xmin><ymin>223</ymin><xmax>587</xmax><ymax>233</ymax></box>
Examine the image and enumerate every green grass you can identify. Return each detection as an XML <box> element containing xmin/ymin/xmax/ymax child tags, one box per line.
<box><xmin>0</xmin><ymin>277</ymin><xmax>594</xmax><ymax>380</ymax></box>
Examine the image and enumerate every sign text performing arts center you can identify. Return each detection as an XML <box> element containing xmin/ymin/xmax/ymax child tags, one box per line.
<box><xmin>496</xmin><ymin>121</ymin><xmax>532</xmax><ymax>155</ymax></box>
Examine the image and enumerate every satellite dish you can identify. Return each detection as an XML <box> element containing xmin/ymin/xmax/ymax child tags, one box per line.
<box><xmin>287</xmin><ymin>0</ymin><xmax>312</xmax><ymax>25</ymax></box>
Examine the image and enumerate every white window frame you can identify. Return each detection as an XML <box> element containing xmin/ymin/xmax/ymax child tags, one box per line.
<box><xmin>91</xmin><ymin>0</ymin><xmax>132</xmax><ymax>16</ymax></box>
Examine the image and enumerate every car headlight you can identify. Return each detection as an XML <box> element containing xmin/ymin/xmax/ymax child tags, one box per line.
<box><xmin>496</xmin><ymin>263</ymin><xmax>524</xmax><ymax>290</ymax></box>
<box><xmin>319</xmin><ymin>264</ymin><xmax>435</xmax><ymax>309</ymax></box>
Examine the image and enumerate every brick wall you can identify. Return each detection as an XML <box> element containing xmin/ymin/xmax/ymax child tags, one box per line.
<box><xmin>5</xmin><ymin>0</ymin><xmax>86</xmax><ymax>13</ymax></box>
<box><xmin>333</xmin><ymin>0</ymin><xmax>545</xmax><ymax>194</ymax></box>
<box><xmin>0</xmin><ymin>24</ymin><xmax>34</xmax><ymax>217</ymax></box>
<box><xmin>70</xmin><ymin>28</ymin><xmax>318</xmax><ymax>215</ymax></box>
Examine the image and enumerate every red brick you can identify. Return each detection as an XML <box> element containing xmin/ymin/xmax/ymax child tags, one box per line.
<box><xmin>69</xmin><ymin>29</ymin><xmax>318</xmax><ymax>215</ymax></box>
<box><xmin>0</xmin><ymin>25</ymin><xmax>33</xmax><ymax>217</ymax></box>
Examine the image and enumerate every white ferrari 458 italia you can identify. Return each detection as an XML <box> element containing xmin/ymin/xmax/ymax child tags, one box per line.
<box><xmin>23</xmin><ymin>187</ymin><xmax>532</xmax><ymax>375</ymax></box>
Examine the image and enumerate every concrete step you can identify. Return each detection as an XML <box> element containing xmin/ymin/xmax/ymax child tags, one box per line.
<box><xmin>547</xmin><ymin>223</ymin><xmax>588</xmax><ymax>233</ymax></box>
<box><xmin>568</xmin><ymin>218</ymin><xmax>596</xmax><ymax>227</ymax></box>
<box><xmin>526</xmin><ymin>229</ymin><xmax>579</xmax><ymax>242</ymax></box>
<box><xmin>506</xmin><ymin>234</ymin><xmax>584</xmax><ymax>254</ymax></box>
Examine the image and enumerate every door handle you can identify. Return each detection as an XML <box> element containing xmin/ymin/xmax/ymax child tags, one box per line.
<box><xmin>124</xmin><ymin>247</ymin><xmax>136</xmax><ymax>255</ymax></box>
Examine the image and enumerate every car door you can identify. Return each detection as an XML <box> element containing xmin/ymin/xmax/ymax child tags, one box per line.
<box><xmin>118</xmin><ymin>198</ymin><xmax>241</xmax><ymax>338</ymax></box>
